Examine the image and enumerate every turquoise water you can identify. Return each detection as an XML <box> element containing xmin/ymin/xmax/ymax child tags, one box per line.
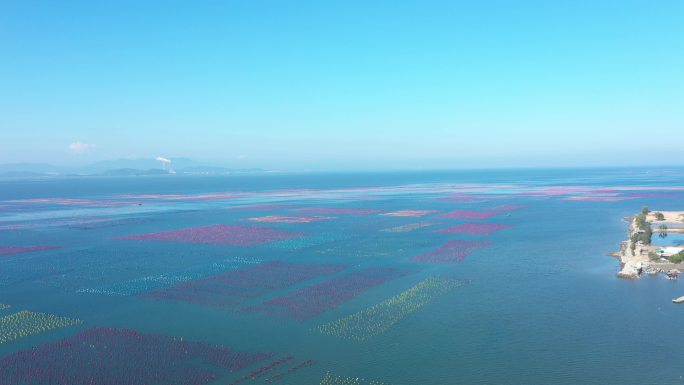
<box><xmin>654</xmin><ymin>233</ymin><xmax>684</xmax><ymax>246</ymax></box>
<box><xmin>1</xmin><ymin>168</ymin><xmax>684</xmax><ymax>384</ymax></box>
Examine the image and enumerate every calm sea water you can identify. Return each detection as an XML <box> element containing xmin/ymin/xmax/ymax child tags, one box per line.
<box><xmin>1</xmin><ymin>168</ymin><xmax>684</xmax><ymax>384</ymax></box>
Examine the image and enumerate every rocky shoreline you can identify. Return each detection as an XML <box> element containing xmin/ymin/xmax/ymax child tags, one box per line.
<box><xmin>613</xmin><ymin>210</ymin><xmax>684</xmax><ymax>280</ymax></box>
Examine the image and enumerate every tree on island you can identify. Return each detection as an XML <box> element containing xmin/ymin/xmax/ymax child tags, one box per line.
<box><xmin>658</xmin><ymin>224</ymin><xmax>668</xmax><ymax>238</ymax></box>
<box><xmin>635</xmin><ymin>213</ymin><xmax>648</xmax><ymax>229</ymax></box>
<box><xmin>633</xmin><ymin>211</ymin><xmax>653</xmax><ymax>245</ymax></box>
<box><xmin>654</xmin><ymin>212</ymin><xmax>665</xmax><ymax>221</ymax></box>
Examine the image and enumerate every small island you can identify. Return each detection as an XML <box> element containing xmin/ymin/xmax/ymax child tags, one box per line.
<box><xmin>613</xmin><ymin>206</ymin><xmax>684</xmax><ymax>279</ymax></box>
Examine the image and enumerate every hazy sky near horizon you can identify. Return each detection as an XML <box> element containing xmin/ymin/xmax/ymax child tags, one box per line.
<box><xmin>1</xmin><ymin>1</ymin><xmax>682</xmax><ymax>170</ymax></box>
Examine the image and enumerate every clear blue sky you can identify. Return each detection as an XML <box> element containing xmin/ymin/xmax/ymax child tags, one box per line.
<box><xmin>1</xmin><ymin>0</ymin><xmax>682</xmax><ymax>170</ymax></box>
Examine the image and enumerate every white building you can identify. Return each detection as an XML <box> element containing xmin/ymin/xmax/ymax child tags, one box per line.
<box><xmin>659</xmin><ymin>247</ymin><xmax>684</xmax><ymax>257</ymax></box>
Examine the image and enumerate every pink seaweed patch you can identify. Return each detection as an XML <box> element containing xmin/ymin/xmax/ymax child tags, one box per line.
<box><xmin>438</xmin><ymin>193</ymin><xmax>491</xmax><ymax>203</ymax></box>
<box><xmin>380</xmin><ymin>210</ymin><xmax>436</xmax><ymax>217</ymax></box>
<box><xmin>295</xmin><ymin>207</ymin><xmax>381</xmax><ymax>215</ymax></box>
<box><xmin>627</xmin><ymin>192</ymin><xmax>682</xmax><ymax>198</ymax></box>
<box><xmin>517</xmin><ymin>186</ymin><xmax>593</xmax><ymax>197</ymax></box>
<box><xmin>0</xmin><ymin>327</ymin><xmax>273</xmax><ymax>385</ymax></box>
<box><xmin>168</xmin><ymin>194</ymin><xmax>239</xmax><ymax>202</ymax></box>
<box><xmin>247</xmin><ymin>215</ymin><xmax>333</xmax><ymax>224</ymax></box>
<box><xmin>229</xmin><ymin>355</ymin><xmax>294</xmax><ymax>385</ymax></box>
<box><xmin>492</xmin><ymin>205</ymin><xmax>527</xmax><ymax>211</ymax></box>
<box><xmin>144</xmin><ymin>261</ymin><xmax>347</xmax><ymax>308</ymax></box>
<box><xmin>265</xmin><ymin>359</ymin><xmax>315</xmax><ymax>382</ymax></box>
<box><xmin>563</xmin><ymin>196</ymin><xmax>634</xmax><ymax>202</ymax></box>
<box><xmin>244</xmin><ymin>267</ymin><xmax>411</xmax><ymax>319</ymax></box>
<box><xmin>0</xmin><ymin>245</ymin><xmax>60</xmax><ymax>256</ymax></box>
<box><xmin>438</xmin><ymin>210</ymin><xmax>500</xmax><ymax>220</ymax></box>
<box><xmin>412</xmin><ymin>240</ymin><xmax>491</xmax><ymax>264</ymax></box>
<box><xmin>119</xmin><ymin>224</ymin><xmax>305</xmax><ymax>246</ymax></box>
<box><xmin>437</xmin><ymin>223</ymin><xmax>511</xmax><ymax>235</ymax></box>
<box><xmin>117</xmin><ymin>193</ymin><xmax>242</xmax><ymax>202</ymax></box>
<box><xmin>6</xmin><ymin>198</ymin><xmax>142</xmax><ymax>207</ymax></box>
<box><xmin>231</xmin><ymin>204</ymin><xmax>296</xmax><ymax>211</ymax></box>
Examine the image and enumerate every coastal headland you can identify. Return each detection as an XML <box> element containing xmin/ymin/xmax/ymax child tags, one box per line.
<box><xmin>613</xmin><ymin>208</ymin><xmax>684</xmax><ymax>279</ymax></box>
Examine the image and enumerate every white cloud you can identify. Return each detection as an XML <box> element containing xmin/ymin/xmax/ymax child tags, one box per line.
<box><xmin>69</xmin><ymin>141</ymin><xmax>96</xmax><ymax>153</ymax></box>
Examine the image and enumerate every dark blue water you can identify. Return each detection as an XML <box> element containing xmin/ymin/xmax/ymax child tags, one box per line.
<box><xmin>1</xmin><ymin>168</ymin><xmax>683</xmax><ymax>384</ymax></box>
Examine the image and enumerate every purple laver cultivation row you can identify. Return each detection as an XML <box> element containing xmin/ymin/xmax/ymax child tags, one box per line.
<box><xmin>437</xmin><ymin>223</ymin><xmax>511</xmax><ymax>235</ymax></box>
<box><xmin>563</xmin><ymin>195</ymin><xmax>635</xmax><ymax>202</ymax></box>
<box><xmin>230</xmin><ymin>204</ymin><xmax>297</xmax><ymax>211</ymax></box>
<box><xmin>412</xmin><ymin>240</ymin><xmax>491</xmax><ymax>265</ymax></box>
<box><xmin>438</xmin><ymin>210</ymin><xmax>500</xmax><ymax>219</ymax></box>
<box><xmin>3</xmin><ymin>198</ymin><xmax>143</xmax><ymax>207</ymax></box>
<box><xmin>229</xmin><ymin>355</ymin><xmax>294</xmax><ymax>385</ymax></box>
<box><xmin>294</xmin><ymin>207</ymin><xmax>381</xmax><ymax>215</ymax></box>
<box><xmin>246</xmin><ymin>215</ymin><xmax>333</xmax><ymax>224</ymax></box>
<box><xmin>380</xmin><ymin>210</ymin><xmax>436</xmax><ymax>217</ymax></box>
<box><xmin>244</xmin><ymin>267</ymin><xmax>413</xmax><ymax>319</ymax></box>
<box><xmin>0</xmin><ymin>245</ymin><xmax>60</xmax><ymax>256</ymax></box>
<box><xmin>265</xmin><ymin>359</ymin><xmax>315</xmax><ymax>382</ymax></box>
<box><xmin>119</xmin><ymin>224</ymin><xmax>306</xmax><ymax>246</ymax></box>
<box><xmin>0</xmin><ymin>327</ymin><xmax>273</xmax><ymax>385</ymax></box>
<box><xmin>144</xmin><ymin>260</ymin><xmax>347</xmax><ymax>308</ymax></box>
<box><xmin>492</xmin><ymin>205</ymin><xmax>527</xmax><ymax>211</ymax></box>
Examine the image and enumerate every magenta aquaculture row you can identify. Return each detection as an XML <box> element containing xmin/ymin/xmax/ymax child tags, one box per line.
<box><xmin>246</xmin><ymin>215</ymin><xmax>333</xmax><ymax>224</ymax></box>
<box><xmin>295</xmin><ymin>207</ymin><xmax>381</xmax><ymax>215</ymax></box>
<box><xmin>265</xmin><ymin>359</ymin><xmax>315</xmax><ymax>382</ymax></box>
<box><xmin>563</xmin><ymin>195</ymin><xmax>634</xmax><ymax>202</ymax></box>
<box><xmin>0</xmin><ymin>245</ymin><xmax>60</xmax><ymax>256</ymax></box>
<box><xmin>380</xmin><ymin>210</ymin><xmax>436</xmax><ymax>217</ymax></box>
<box><xmin>229</xmin><ymin>355</ymin><xmax>293</xmax><ymax>385</ymax></box>
<box><xmin>627</xmin><ymin>192</ymin><xmax>683</xmax><ymax>198</ymax></box>
<box><xmin>230</xmin><ymin>204</ymin><xmax>297</xmax><ymax>211</ymax></box>
<box><xmin>438</xmin><ymin>210</ymin><xmax>500</xmax><ymax>220</ymax></box>
<box><xmin>120</xmin><ymin>224</ymin><xmax>306</xmax><ymax>246</ymax></box>
<box><xmin>0</xmin><ymin>327</ymin><xmax>273</xmax><ymax>385</ymax></box>
<box><xmin>437</xmin><ymin>223</ymin><xmax>511</xmax><ymax>235</ymax></box>
<box><xmin>412</xmin><ymin>240</ymin><xmax>491</xmax><ymax>265</ymax></box>
<box><xmin>5</xmin><ymin>198</ymin><xmax>142</xmax><ymax>207</ymax></box>
<box><xmin>492</xmin><ymin>205</ymin><xmax>527</xmax><ymax>211</ymax></box>
<box><xmin>144</xmin><ymin>261</ymin><xmax>347</xmax><ymax>308</ymax></box>
<box><xmin>245</xmin><ymin>267</ymin><xmax>411</xmax><ymax>319</ymax></box>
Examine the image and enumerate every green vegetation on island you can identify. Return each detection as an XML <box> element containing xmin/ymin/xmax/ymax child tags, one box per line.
<box><xmin>641</xmin><ymin>205</ymin><xmax>650</xmax><ymax>215</ymax></box>
<box><xmin>629</xmin><ymin>210</ymin><xmax>653</xmax><ymax>255</ymax></box>
<box><xmin>668</xmin><ymin>250</ymin><xmax>684</xmax><ymax>264</ymax></box>
<box><xmin>616</xmin><ymin>207</ymin><xmax>684</xmax><ymax>280</ymax></box>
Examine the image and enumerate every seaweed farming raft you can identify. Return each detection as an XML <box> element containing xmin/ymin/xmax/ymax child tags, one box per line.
<box><xmin>437</xmin><ymin>223</ymin><xmax>511</xmax><ymax>235</ymax></box>
<box><xmin>0</xmin><ymin>245</ymin><xmax>60</xmax><ymax>256</ymax></box>
<box><xmin>319</xmin><ymin>371</ymin><xmax>389</xmax><ymax>385</ymax></box>
<box><xmin>411</xmin><ymin>240</ymin><xmax>490</xmax><ymax>265</ymax></box>
<box><xmin>244</xmin><ymin>267</ymin><xmax>412</xmax><ymax>319</ymax></box>
<box><xmin>317</xmin><ymin>276</ymin><xmax>466</xmax><ymax>341</ymax></box>
<box><xmin>438</xmin><ymin>210</ymin><xmax>500</xmax><ymax>219</ymax></box>
<box><xmin>0</xmin><ymin>310</ymin><xmax>82</xmax><ymax>344</ymax></box>
<box><xmin>144</xmin><ymin>260</ymin><xmax>347</xmax><ymax>308</ymax></box>
<box><xmin>120</xmin><ymin>224</ymin><xmax>305</xmax><ymax>246</ymax></box>
<box><xmin>0</xmin><ymin>327</ymin><xmax>273</xmax><ymax>385</ymax></box>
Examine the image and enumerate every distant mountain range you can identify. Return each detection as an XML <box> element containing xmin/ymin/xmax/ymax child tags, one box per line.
<box><xmin>0</xmin><ymin>158</ymin><xmax>270</xmax><ymax>177</ymax></box>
